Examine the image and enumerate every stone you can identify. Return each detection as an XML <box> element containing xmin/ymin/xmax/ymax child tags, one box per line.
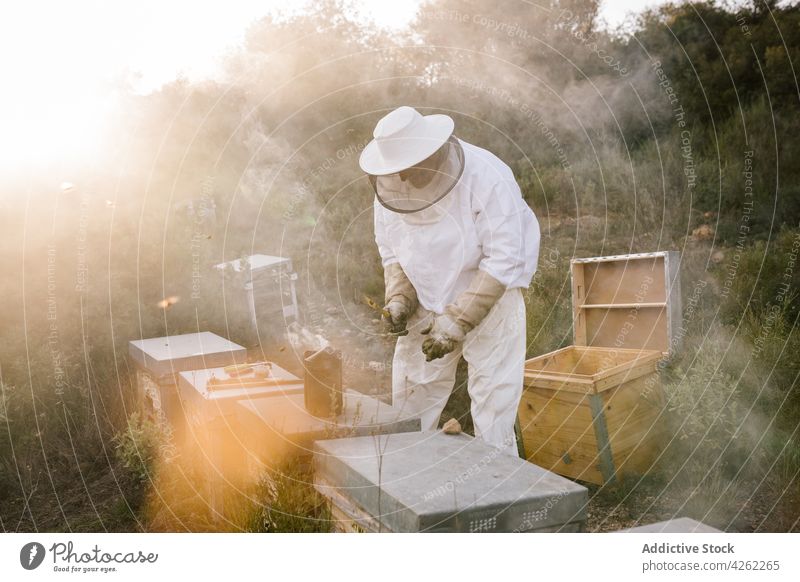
<box><xmin>691</xmin><ymin>224</ymin><xmax>714</xmax><ymax>240</ymax></box>
<box><xmin>314</xmin><ymin>431</ymin><xmax>589</xmax><ymax>533</ymax></box>
<box><xmin>442</xmin><ymin>418</ymin><xmax>462</xmax><ymax>434</ymax></box>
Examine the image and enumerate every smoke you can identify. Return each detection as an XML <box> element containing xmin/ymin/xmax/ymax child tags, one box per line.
<box><xmin>2</xmin><ymin>0</ymin><xmax>798</xmax><ymax>532</ymax></box>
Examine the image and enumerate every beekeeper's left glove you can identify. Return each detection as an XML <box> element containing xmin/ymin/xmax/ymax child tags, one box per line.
<box><xmin>420</xmin><ymin>315</ymin><xmax>465</xmax><ymax>361</ymax></box>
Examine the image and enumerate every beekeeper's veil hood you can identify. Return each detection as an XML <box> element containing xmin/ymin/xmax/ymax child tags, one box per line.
<box><xmin>360</xmin><ymin>106</ymin><xmax>464</xmax><ymax>215</ymax></box>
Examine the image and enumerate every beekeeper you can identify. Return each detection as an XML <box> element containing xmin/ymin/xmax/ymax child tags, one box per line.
<box><xmin>360</xmin><ymin>106</ymin><xmax>540</xmax><ymax>456</ymax></box>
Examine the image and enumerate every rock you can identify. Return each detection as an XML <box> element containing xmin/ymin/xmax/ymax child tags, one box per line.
<box><xmin>442</xmin><ymin>418</ymin><xmax>462</xmax><ymax>435</ymax></box>
<box><xmin>711</xmin><ymin>250</ymin><xmax>725</xmax><ymax>264</ymax></box>
<box><xmin>692</xmin><ymin>224</ymin><xmax>714</xmax><ymax>240</ymax></box>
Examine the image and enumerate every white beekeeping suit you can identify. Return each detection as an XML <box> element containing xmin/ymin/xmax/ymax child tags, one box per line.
<box><xmin>360</xmin><ymin>106</ymin><xmax>540</xmax><ymax>456</ymax></box>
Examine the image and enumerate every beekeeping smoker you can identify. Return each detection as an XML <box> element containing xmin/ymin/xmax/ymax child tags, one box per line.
<box><xmin>360</xmin><ymin>106</ymin><xmax>541</xmax><ymax>456</ymax></box>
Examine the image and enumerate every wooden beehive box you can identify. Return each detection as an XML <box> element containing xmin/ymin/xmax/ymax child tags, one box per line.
<box><xmin>314</xmin><ymin>432</ymin><xmax>588</xmax><ymax>533</ymax></box>
<box><xmin>519</xmin><ymin>251</ymin><xmax>681</xmax><ymax>485</ymax></box>
<box><xmin>128</xmin><ymin>332</ymin><xmax>247</xmax><ymax>424</ymax></box>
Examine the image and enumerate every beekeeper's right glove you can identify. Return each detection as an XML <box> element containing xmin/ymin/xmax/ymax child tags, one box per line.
<box><xmin>384</xmin><ymin>300</ymin><xmax>411</xmax><ymax>335</ymax></box>
<box><xmin>382</xmin><ymin>262</ymin><xmax>418</xmax><ymax>336</ymax></box>
<box><xmin>420</xmin><ymin>269</ymin><xmax>506</xmax><ymax>361</ymax></box>
<box><xmin>420</xmin><ymin>314</ymin><xmax>464</xmax><ymax>361</ymax></box>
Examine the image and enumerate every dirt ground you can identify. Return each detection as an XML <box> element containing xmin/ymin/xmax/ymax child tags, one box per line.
<box><xmin>585</xmin><ymin>473</ymin><xmax>800</xmax><ymax>532</ymax></box>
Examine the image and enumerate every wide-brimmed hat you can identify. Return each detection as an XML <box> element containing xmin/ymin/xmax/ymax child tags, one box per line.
<box><xmin>359</xmin><ymin>106</ymin><xmax>454</xmax><ymax>176</ymax></box>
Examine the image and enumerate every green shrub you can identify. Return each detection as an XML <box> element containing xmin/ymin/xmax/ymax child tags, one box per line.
<box><xmin>113</xmin><ymin>412</ymin><xmax>175</xmax><ymax>484</ymax></box>
<box><xmin>665</xmin><ymin>341</ymin><xmax>760</xmax><ymax>483</ymax></box>
<box><xmin>719</xmin><ymin>229</ymin><xmax>800</xmax><ymax>326</ymax></box>
<box><xmin>245</xmin><ymin>458</ymin><xmax>332</xmax><ymax>533</ymax></box>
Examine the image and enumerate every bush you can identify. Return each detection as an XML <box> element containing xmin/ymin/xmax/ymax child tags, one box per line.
<box><xmin>664</xmin><ymin>340</ymin><xmax>762</xmax><ymax>483</ymax></box>
<box><xmin>719</xmin><ymin>229</ymin><xmax>800</xmax><ymax>325</ymax></box>
<box><xmin>245</xmin><ymin>459</ymin><xmax>332</xmax><ymax>533</ymax></box>
<box><xmin>113</xmin><ymin>412</ymin><xmax>175</xmax><ymax>484</ymax></box>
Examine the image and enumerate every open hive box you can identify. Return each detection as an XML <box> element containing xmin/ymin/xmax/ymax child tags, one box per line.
<box><xmin>519</xmin><ymin>251</ymin><xmax>681</xmax><ymax>485</ymax></box>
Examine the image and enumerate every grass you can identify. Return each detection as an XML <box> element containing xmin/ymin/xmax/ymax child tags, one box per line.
<box><xmin>2</xmin><ymin>155</ymin><xmax>799</xmax><ymax>532</ymax></box>
<box><xmin>244</xmin><ymin>459</ymin><xmax>333</xmax><ymax>533</ymax></box>
<box><xmin>3</xmin><ymin>223</ymin><xmax>799</xmax><ymax>532</ymax></box>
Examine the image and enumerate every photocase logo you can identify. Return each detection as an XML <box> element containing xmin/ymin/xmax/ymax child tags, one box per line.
<box><xmin>20</xmin><ymin>542</ymin><xmax>46</xmax><ymax>570</ymax></box>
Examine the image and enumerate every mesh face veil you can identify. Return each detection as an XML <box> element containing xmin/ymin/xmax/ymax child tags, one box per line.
<box><xmin>369</xmin><ymin>136</ymin><xmax>465</xmax><ymax>215</ymax></box>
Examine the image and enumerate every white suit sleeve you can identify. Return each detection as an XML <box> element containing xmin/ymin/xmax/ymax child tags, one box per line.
<box><xmin>473</xmin><ymin>180</ymin><xmax>539</xmax><ymax>287</ymax></box>
<box><xmin>374</xmin><ymin>199</ymin><xmax>399</xmax><ymax>268</ymax></box>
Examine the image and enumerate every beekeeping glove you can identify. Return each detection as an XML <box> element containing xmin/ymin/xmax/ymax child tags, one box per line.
<box><xmin>444</xmin><ymin>269</ymin><xmax>507</xmax><ymax>334</ymax></box>
<box><xmin>420</xmin><ymin>270</ymin><xmax>506</xmax><ymax>361</ymax></box>
<box><xmin>383</xmin><ymin>262</ymin><xmax>418</xmax><ymax>336</ymax></box>
<box><xmin>420</xmin><ymin>314</ymin><xmax>465</xmax><ymax>361</ymax></box>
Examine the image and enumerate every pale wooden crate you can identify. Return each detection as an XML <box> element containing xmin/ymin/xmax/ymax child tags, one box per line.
<box><xmin>520</xmin><ymin>346</ymin><xmax>665</xmax><ymax>485</ymax></box>
<box><xmin>519</xmin><ymin>251</ymin><xmax>680</xmax><ymax>486</ymax></box>
<box><xmin>571</xmin><ymin>251</ymin><xmax>682</xmax><ymax>355</ymax></box>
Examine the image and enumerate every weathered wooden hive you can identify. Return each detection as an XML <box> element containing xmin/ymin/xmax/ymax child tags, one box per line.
<box><xmin>519</xmin><ymin>251</ymin><xmax>682</xmax><ymax>485</ymax></box>
<box><xmin>214</xmin><ymin>254</ymin><xmax>299</xmax><ymax>343</ymax></box>
<box><xmin>128</xmin><ymin>332</ymin><xmax>247</xmax><ymax>423</ymax></box>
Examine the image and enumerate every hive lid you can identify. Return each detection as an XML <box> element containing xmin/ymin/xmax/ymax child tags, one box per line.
<box><xmin>128</xmin><ymin>332</ymin><xmax>247</xmax><ymax>378</ymax></box>
<box><xmin>313</xmin><ymin>432</ymin><xmax>588</xmax><ymax>533</ymax></box>
<box><xmin>570</xmin><ymin>251</ymin><xmax>682</xmax><ymax>356</ymax></box>
<box><xmin>236</xmin><ymin>391</ymin><xmax>421</xmax><ymax>447</ymax></box>
<box><xmin>214</xmin><ymin>254</ymin><xmax>291</xmax><ymax>279</ymax></box>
